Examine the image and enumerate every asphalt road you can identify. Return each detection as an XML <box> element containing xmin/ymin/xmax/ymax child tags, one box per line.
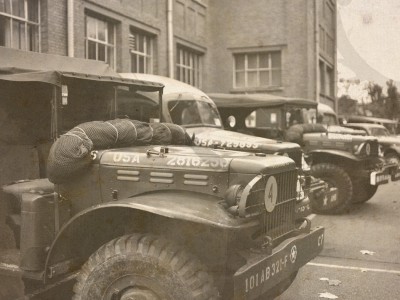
<box><xmin>277</xmin><ymin>181</ymin><xmax>400</xmax><ymax>300</ymax></box>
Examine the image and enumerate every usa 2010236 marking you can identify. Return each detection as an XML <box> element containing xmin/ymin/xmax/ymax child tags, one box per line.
<box><xmin>167</xmin><ymin>156</ymin><xmax>229</xmax><ymax>168</ymax></box>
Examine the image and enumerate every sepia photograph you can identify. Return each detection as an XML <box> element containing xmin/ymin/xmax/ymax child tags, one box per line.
<box><xmin>0</xmin><ymin>0</ymin><xmax>399</xmax><ymax>299</ymax></box>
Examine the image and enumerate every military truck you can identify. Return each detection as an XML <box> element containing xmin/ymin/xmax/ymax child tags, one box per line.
<box><xmin>118</xmin><ymin>73</ymin><xmax>334</xmax><ymax>216</ymax></box>
<box><xmin>318</xmin><ymin>104</ymin><xmax>400</xmax><ymax>166</ymax></box>
<box><xmin>0</xmin><ymin>48</ymin><xmax>324</xmax><ymax>300</ymax></box>
<box><xmin>209</xmin><ymin>93</ymin><xmax>400</xmax><ymax>213</ymax></box>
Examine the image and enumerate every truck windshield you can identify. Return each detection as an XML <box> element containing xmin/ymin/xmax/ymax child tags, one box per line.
<box><xmin>370</xmin><ymin>128</ymin><xmax>390</xmax><ymax>136</ymax></box>
<box><xmin>319</xmin><ymin>113</ymin><xmax>338</xmax><ymax>126</ymax></box>
<box><xmin>167</xmin><ymin>100</ymin><xmax>222</xmax><ymax>128</ymax></box>
<box><xmin>285</xmin><ymin>108</ymin><xmax>317</xmax><ymax>128</ymax></box>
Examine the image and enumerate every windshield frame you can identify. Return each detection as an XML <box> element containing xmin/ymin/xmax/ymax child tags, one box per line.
<box><xmin>165</xmin><ymin>98</ymin><xmax>223</xmax><ymax>129</ymax></box>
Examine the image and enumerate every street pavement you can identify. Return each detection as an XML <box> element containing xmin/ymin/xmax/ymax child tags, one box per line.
<box><xmin>277</xmin><ymin>181</ymin><xmax>400</xmax><ymax>300</ymax></box>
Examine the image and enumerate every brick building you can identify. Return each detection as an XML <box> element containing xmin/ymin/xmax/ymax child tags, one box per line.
<box><xmin>0</xmin><ymin>0</ymin><xmax>337</xmax><ymax>108</ymax></box>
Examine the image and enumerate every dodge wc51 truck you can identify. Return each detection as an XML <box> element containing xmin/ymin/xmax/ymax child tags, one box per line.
<box><xmin>0</xmin><ymin>48</ymin><xmax>324</xmax><ymax>300</ymax></box>
<box><xmin>118</xmin><ymin>73</ymin><xmax>334</xmax><ymax>215</ymax></box>
<box><xmin>210</xmin><ymin>93</ymin><xmax>400</xmax><ymax>214</ymax></box>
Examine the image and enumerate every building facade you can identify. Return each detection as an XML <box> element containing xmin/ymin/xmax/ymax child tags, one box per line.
<box><xmin>0</xmin><ymin>0</ymin><xmax>337</xmax><ymax>108</ymax></box>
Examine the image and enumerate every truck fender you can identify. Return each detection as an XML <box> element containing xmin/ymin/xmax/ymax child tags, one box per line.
<box><xmin>384</xmin><ymin>145</ymin><xmax>400</xmax><ymax>156</ymax></box>
<box><xmin>44</xmin><ymin>190</ymin><xmax>255</xmax><ymax>281</ymax></box>
<box><xmin>306</xmin><ymin>149</ymin><xmax>361</xmax><ymax>163</ymax></box>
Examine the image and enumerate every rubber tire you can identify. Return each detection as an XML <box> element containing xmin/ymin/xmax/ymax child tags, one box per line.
<box><xmin>73</xmin><ymin>233</ymin><xmax>219</xmax><ymax>300</ymax></box>
<box><xmin>351</xmin><ymin>179</ymin><xmax>378</xmax><ymax>203</ymax></box>
<box><xmin>385</xmin><ymin>152</ymin><xmax>400</xmax><ymax>165</ymax></box>
<box><xmin>310</xmin><ymin>163</ymin><xmax>352</xmax><ymax>214</ymax></box>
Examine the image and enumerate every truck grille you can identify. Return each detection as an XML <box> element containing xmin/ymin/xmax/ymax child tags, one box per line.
<box><xmin>244</xmin><ymin>170</ymin><xmax>297</xmax><ymax>240</ymax></box>
<box><xmin>263</xmin><ymin>170</ymin><xmax>297</xmax><ymax>239</ymax></box>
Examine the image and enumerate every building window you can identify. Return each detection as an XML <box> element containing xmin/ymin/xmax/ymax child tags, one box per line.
<box><xmin>323</xmin><ymin>0</ymin><xmax>335</xmax><ymax>29</ymax></box>
<box><xmin>176</xmin><ymin>46</ymin><xmax>202</xmax><ymax>88</ymax></box>
<box><xmin>234</xmin><ymin>51</ymin><xmax>282</xmax><ymax>89</ymax></box>
<box><xmin>0</xmin><ymin>0</ymin><xmax>40</xmax><ymax>51</ymax></box>
<box><xmin>85</xmin><ymin>15</ymin><xmax>116</xmax><ymax>68</ymax></box>
<box><xmin>129</xmin><ymin>29</ymin><xmax>154</xmax><ymax>73</ymax></box>
<box><xmin>319</xmin><ymin>60</ymin><xmax>334</xmax><ymax>98</ymax></box>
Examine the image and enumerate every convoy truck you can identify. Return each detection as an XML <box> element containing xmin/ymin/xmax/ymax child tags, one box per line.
<box><xmin>0</xmin><ymin>47</ymin><xmax>324</xmax><ymax>300</ymax></box>
<box><xmin>210</xmin><ymin>93</ymin><xmax>400</xmax><ymax>213</ymax></box>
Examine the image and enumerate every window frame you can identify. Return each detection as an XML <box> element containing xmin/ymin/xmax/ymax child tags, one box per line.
<box><xmin>85</xmin><ymin>14</ymin><xmax>116</xmax><ymax>69</ymax></box>
<box><xmin>233</xmin><ymin>51</ymin><xmax>282</xmax><ymax>89</ymax></box>
<box><xmin>0</xmin><ymin>0</ymin><xmax>40</xmax><ymax>52</ymax></box>
<box><xmin>175</xmin><ymin>45</ymin><xmax>203</xmax><ymax>88</ymax></box>
<box><xmin>129</xmin><ymin>28</ymin><xmax>154</xmax><ymax>74</ymax></box>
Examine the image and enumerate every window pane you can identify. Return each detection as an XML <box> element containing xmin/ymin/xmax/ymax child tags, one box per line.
<box><xmin>19</xmin><ymin>21</ymin><xmax>25</xmax><ymax>50</ymax></box>
<box><xmin>271</xmin><ymin>52</ymin><xmax>281</xmax><ymax>68</ymax></box>
<box><xmin>138</xmin><ymin>56</ymin><xmax>144</xmax><ymax>73</ymax></box>
<box><xmin>98</xmin><ymin>20</ymin><xmax>106</xmax><ymax>42</ymax></box>
<box><xmin>259</xmin><ymin>53</ymin><xmax>269</xmax><ymax>68</ymax></box>
<box><xmin>0</xmin><ymin>0</ymin><xmax>7</xmax><ymax>13</ymax></box>
<box><xmin>247</xmin><ymin>71</ymin><xmax>257</xmax><ymax>87</ymax></box>
<box><xmin>235</xmin><ymin>72</ymin><xmax>245</xmax><ymax>87</ymax></box>
<box><xmin>138</xmin><ymin>34</ymin><xmax>144</xmax><ymax>52</ymax></box>
<box><xmin>0</xmin><ymin>16</ymin><xmax>11</xmax><ymax>47</ymax></box>
<box><xmin>98</xmin><ymin>43</ymin><xmax>105</xmax><ymax>61</ymax></box>
<box><xmin>107</xmin><ymin>46</ymin><xmax>114</xmax><ymax>66</ymax></box>
<box><xmin>107</xmin><ymin>23</ymin><xmax>114</xmax><ymax>44</ymax></box>
<box><xmin>235</xmin><ymin>54</ymin><xmax>245</xmax><ymax>70</ymax></box>
<box><xmin>12</xmin><ymin>20</ymin><xmax>20</xmax><ymax>48</ymax></box>
<box><xmin>146</xmin><ymin>56</ymin><xmax>152</xmax><ymax>73</ymax></box>
<box><xmin>2</xmin><ymin>0</ymin><xmax>11</xmax><ymax>14</ymax></box>
<box><xmin>27</xmin><ymin>24</ymin><xmax>39</xmax><ymax>51</ymax></box>
<box><xmin>247</xmin><ymin>54</ymin><xmax>257</xmax><ymax>69</ymax></box>
<box><xmin>28</xmin><ymin>0</ymin><xmax>39</xmax><ymax>22</ymax></box>
<box><xmin>87</xmin><ymin>17</ymin><xmax>96</xmax><ymax>39</ymax></box>
<box><xmin>131</xmin><ymin>53</ymin><xmax>137</xmax><ymax>72</ymax></box>
<box><xmin>260</xmin><ymin>71</ymin><xmax>270</xmax><ymax>86</ymax></box>
<box><xmin>271</xmin><ymin>70</ymin><xmax>281</xmax><ymax>86</ymax></box>
<box><xmin>146</xmin><ymin>37</ymin><xmax>151</xmax><ymax>55</ymax></box>
<box><xmin>12</xmin><ymin>0</ymin><xmax>24</xmax><ymax>18</ymax></box>
<box><xmin>88</xmin><ymin>40</ymin><xmax>96</xmax><ymax>59</ymax></box>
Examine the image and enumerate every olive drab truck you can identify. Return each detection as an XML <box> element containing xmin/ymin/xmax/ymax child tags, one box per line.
<box><xmin>210</xmin><ymin>93</ymin><xmax>400</xmax><ymax>214</ymax></box>
<box><xmin>118</xmin><ymin>73</ymin><xmax>335</xmax><ymax>216</ymax></box>
<box><xmin>0</xmin><ymin>47</ymin><xmax>324</xmax><ymax>300</ymax></box>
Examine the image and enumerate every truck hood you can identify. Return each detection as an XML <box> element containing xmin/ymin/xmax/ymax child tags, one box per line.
<box><xmin>304</xmin><ymin>132</ymin><xmax>377</xmax><ymax>143</ymax></box>
<box><xmin>98</xmin><ymin>145</ymin><xmax>296</xmax><ymax>174</ymax></box>
<box><xmin>377</xmin><ymin>136</ymin><xmax>400</xmax><ymax>145</ymax></box>
<box><xmin>327</xmin><ymin>125</ymin><xmax>366</xmax><ymax>136</ymax></box>
<box><xmin>187</xmin><ymin>127</ymin><xmax>300</xmax><ymax>153</ymax></box>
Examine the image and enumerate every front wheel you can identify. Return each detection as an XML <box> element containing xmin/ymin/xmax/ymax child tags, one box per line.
<box><xmin>351</xmin><ymin>178</ymin><xmax>378</xmax><ymax>203</ymax></box>
<box><xmin>310</xmin><ymin>163</ymin><xmax>352</xmax><ymax>214</ymax></box>
<box><xmin>73</xmin><ymin>233</ymin><xmax>219</xmax><ymax>300</ymax></box>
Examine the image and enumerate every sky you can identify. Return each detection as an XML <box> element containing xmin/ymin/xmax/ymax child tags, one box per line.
<box><xmin>337</xmin><ymin>0</ymin><xmax>400</xmax><ymax>88</ymax></box>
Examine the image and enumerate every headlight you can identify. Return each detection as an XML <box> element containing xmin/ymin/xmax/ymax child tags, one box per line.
<box><xmin>354</xmin><ymin>142</ymin><xmax>371</xmax><ymax>156</ymax></box>
<box><xmin>224</xmin><ymin>184</ymin><xmax>243</xmax><ymax>208</ymax></box>
<box><xmin>296</xmin><ymin>177</ymin><xmax>306</xmax><ymax>201</ymax></box>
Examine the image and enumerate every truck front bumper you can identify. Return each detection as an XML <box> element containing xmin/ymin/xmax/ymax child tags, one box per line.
<box><xmin>370</xmin><ymin>162</ymin><xmax>400</xmax><ymax>185</ymax></box>
<box><xmin>233</xmin><ymin>226</ymin><xmax>324</xmax><ymax>300</ymax></box>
